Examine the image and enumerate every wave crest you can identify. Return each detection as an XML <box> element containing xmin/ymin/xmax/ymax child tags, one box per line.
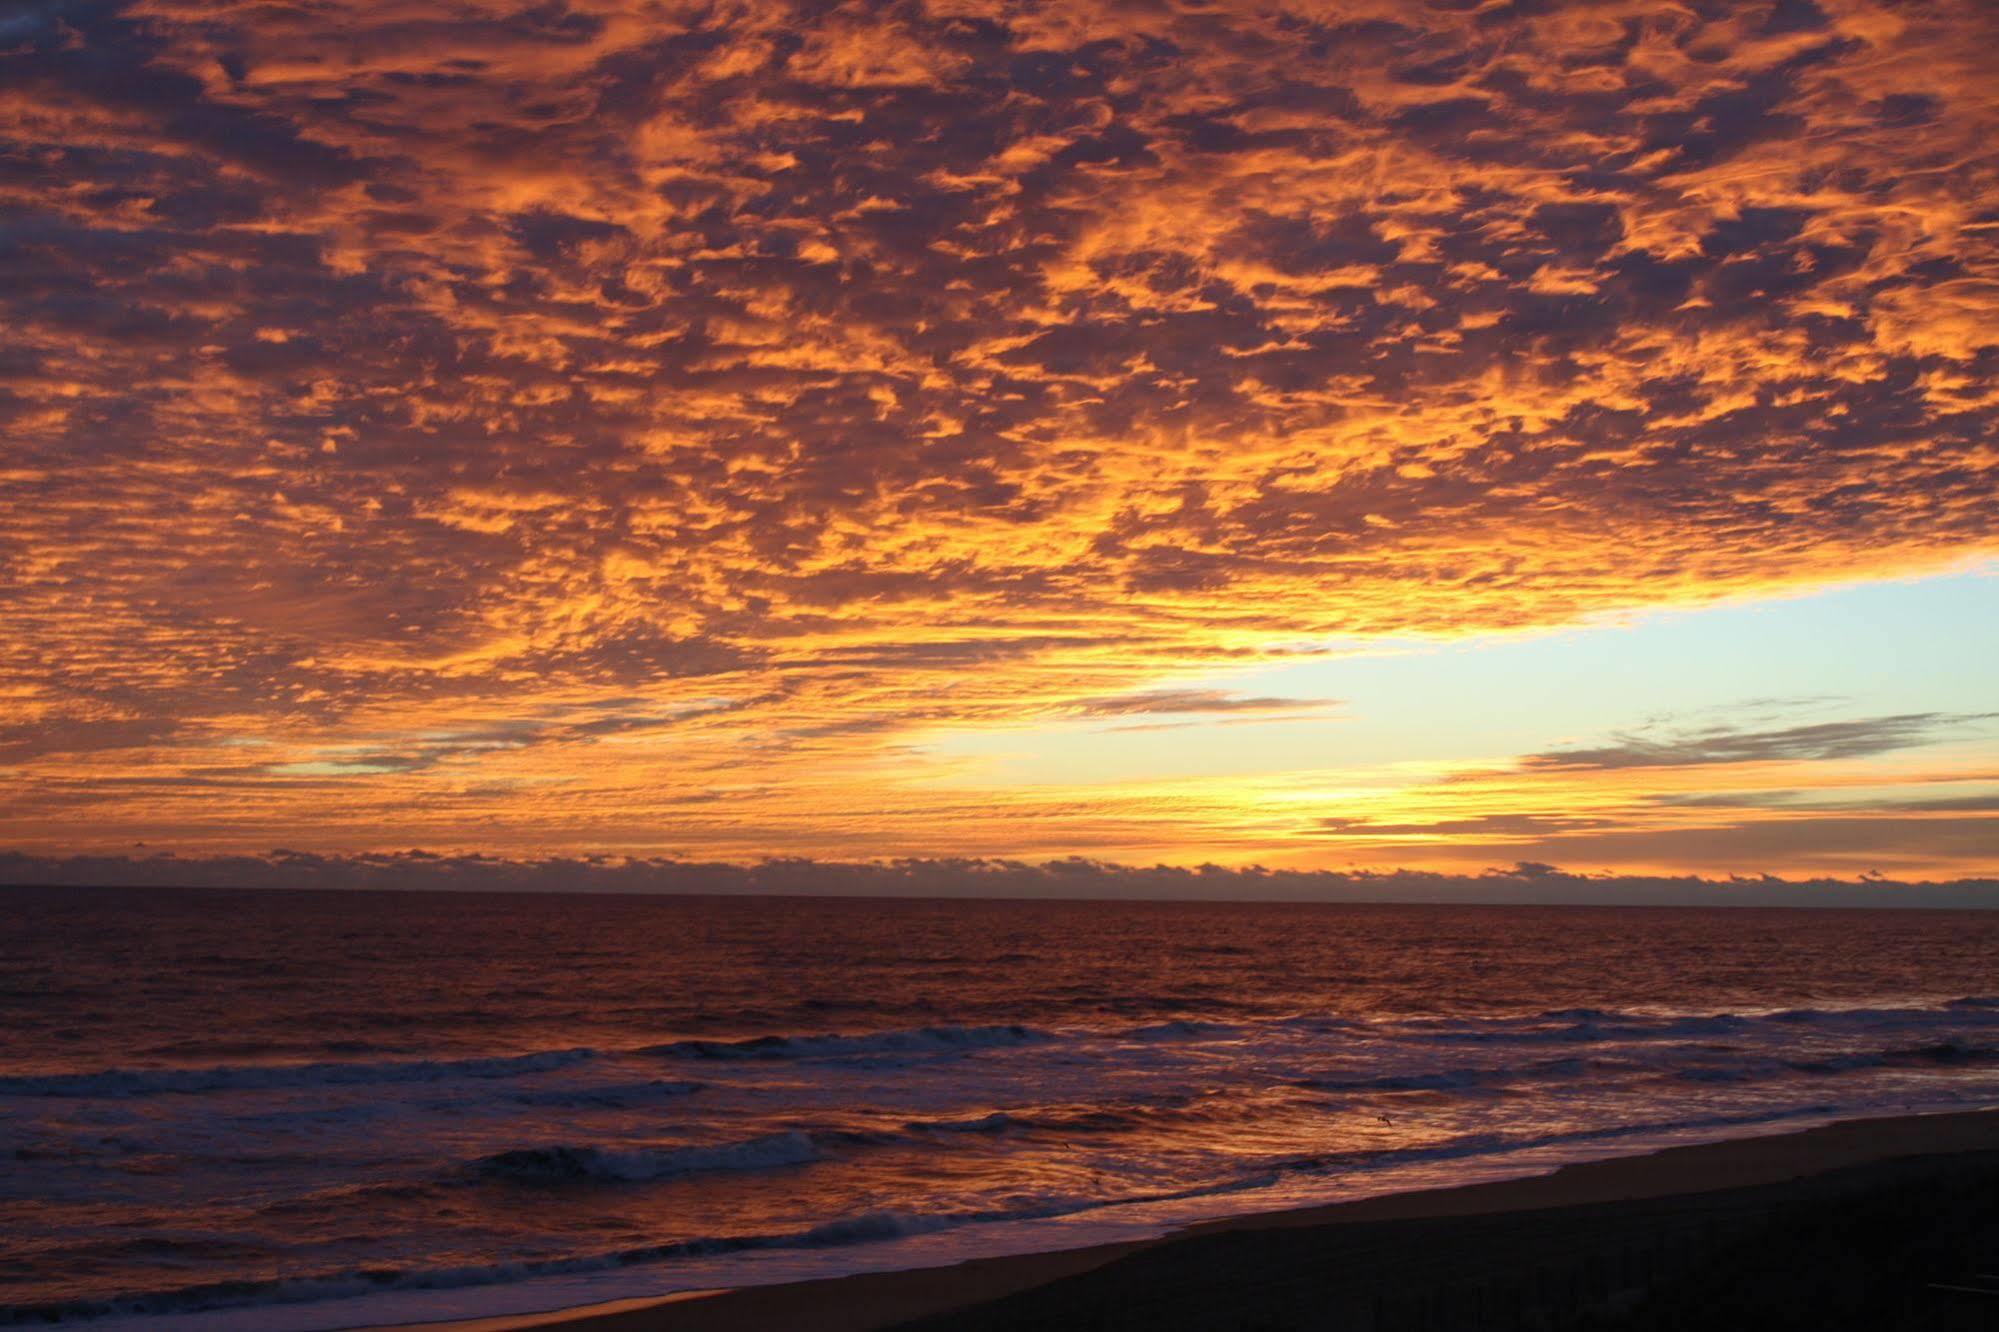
<box><xmin>0</xmin><ymin>1048</ymin><xmax>598</xmax><ymax>1099</ymax></box>
<box><xmin>473</xmin><ymin>1130</ymin><xmax>822</xmax><ymax>1184</ymax></box>
<box><xmin>642</xmin><ymin>1023</ymin><xmax>1049</xmax><ymax>1062</ymax></box>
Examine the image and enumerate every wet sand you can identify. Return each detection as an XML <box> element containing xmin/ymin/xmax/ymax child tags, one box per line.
<box><xmin>388</xmin><ymin>1107</ymin><xmax>1999</xmax><ymax>1332</ymax></box>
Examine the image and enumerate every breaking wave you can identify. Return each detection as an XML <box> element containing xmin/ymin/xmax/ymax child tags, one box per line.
<box><xmin>0</xmin><ymin>1099</ymin><xmax>1863</xmax><ymax>1328</ymax></box>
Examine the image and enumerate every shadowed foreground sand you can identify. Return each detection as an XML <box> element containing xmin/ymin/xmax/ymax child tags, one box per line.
<box><xmin>388</xmin><ymin>1108</ymin><xmax>1999</xmax><ymax>1332</ymax></box>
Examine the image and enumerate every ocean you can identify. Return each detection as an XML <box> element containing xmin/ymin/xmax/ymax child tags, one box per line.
<box><xmin>4</xmin><ymin>886</ymin><xmax>1997</xmax><ymax>1329</ymax></box>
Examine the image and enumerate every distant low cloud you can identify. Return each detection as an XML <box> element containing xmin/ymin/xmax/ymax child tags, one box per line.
<box><xmin>1069</xmin><ymin>689</ymin><xmax>1334</xmax><ymax>718</ymax></box>
<box><xmin>1526</xmin><ymin>712</ymin><xmax>1995</xmax><ymax>771</ymax></box>
<box><xmin>1</xmin><ymin>851</ymin><xmax>1994</xmax><ymax>910</ymax></box>
<box><xmin>1318</xmin><ymin>813</ymin><xmax>1622</xmax><ymax>837</ymax></box>
<box><xmin>1663</xmin><ymin>788</ymin><xmax>1999</xmax><ymax>814</ymax></box>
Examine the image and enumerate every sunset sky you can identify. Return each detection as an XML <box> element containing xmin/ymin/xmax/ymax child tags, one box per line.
<box><xmin>2</xmin><ymin>0</ymin><xmax>1995</xmax><ymax>880</ymax></box>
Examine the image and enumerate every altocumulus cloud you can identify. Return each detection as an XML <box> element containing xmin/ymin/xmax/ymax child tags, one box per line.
<box><xmin>0</xmin><ymin>0</ymin><xmax>1995</xmax><ymax>861</ymax></box>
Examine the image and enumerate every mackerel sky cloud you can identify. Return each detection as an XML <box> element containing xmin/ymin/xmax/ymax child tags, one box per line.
<box><xmin>2</xmin><ymin>0</ymin><xmax>1995</xmax><ymax>876</ymax></box>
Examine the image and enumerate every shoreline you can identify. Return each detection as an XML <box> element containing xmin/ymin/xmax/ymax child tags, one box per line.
<box><xmin>374</xmin><ymin>1104</ymin><xmax>1999</xmax><ymax>1332</ymax></box>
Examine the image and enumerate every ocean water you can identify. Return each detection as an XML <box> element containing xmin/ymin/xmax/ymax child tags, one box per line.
<box><xmin>4</xmin><ymin>888</ymin><xmax>1998</xmax><ymax>1330</ymax></box>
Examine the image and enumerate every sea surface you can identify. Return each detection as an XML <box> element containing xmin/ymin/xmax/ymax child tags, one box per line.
<box><xmin>4</xmin><ymin>887</ymin><xmax>1999</xmax><ymax>1330</ymax></box>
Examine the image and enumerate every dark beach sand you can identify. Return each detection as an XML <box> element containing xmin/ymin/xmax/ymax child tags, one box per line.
<box><xmin>388</xmin><ymin>1108</ymin><xmax>1999</xmax><ymax>1332</ymax></box>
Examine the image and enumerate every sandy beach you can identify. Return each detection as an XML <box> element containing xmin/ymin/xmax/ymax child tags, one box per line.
<box><xmin>381</xmin><ymin>1107</ymin><xmax>1999</xmax><ymax>1332</ymax></box>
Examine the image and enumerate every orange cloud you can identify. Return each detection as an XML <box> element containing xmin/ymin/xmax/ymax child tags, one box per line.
<box><xmin>1</xmin><ymin>0</ymin><xmax>1995</xmax><ymax>871</ymax></box>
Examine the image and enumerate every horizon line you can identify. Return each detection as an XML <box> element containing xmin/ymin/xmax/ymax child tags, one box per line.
<box><xmin>6</xmin><ymin>849</ymin><xmax>1996</xmax><ymax>910</ymax></box>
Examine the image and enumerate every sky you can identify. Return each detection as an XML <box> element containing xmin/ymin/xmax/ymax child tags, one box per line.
<box><xmin>1</xmin><ymin>0</ymin><xmax>1996</xmax><ymax>885</ymax></box>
